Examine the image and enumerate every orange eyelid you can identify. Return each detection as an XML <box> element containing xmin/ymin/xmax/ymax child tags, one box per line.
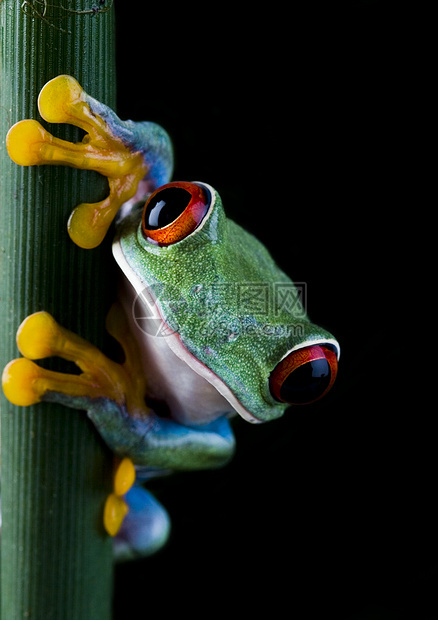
<box><xmin>142</xmin><ymin>181</ymin><xmax>209</xmax><ymax>246</ymax></box>
<box><xmin>269</xmin><ymin>345</ymin><xmax>338</xmax><ymax>403</ymax></box>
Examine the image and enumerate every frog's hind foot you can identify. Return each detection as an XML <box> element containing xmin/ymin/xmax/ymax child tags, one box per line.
<box><xmin>104</xmin><ymin>456</ymin><xmax>136</xmax><ymax>538</ymax></box>
<box><xmin>107</xmin><ymin>458</ymin><xmax>171</xmax><ymax>557</ymax></box>
<box><xmin>113</xmin><ymin>485</ymin><xmax>171</xmax><ymax>561</ymax></box>
<box><xmin>6</xmin><ymin>74</ymin><xmax>173</xmax><ymax>248</ymax></box>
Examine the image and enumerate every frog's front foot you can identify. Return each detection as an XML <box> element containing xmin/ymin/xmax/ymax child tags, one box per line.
<box><xmin>2</xmin><ymin>305</ymin><xmax>234</xmax><ymax>468</ymax></box>
<box><xmin>6</xmin><ymin>75</ymin><xmax>173</xmax><ymax>248</ymax></box>
<box><xmin>1</xmin><ymin>305</ymin><xmax>146</xmax><ymax>414</ymax></box>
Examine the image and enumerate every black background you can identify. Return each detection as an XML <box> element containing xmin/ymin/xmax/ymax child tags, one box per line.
<box><xmin>113</xmin><ymin>2</ymin><xmax>430</xmax><ymax>618</ymax></box>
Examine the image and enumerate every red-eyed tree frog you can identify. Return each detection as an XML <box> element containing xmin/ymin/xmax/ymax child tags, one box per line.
<box><xmin>2</xmin><ymin>75</ymin><xmax>340</xmax><ymax>560</ymax></box>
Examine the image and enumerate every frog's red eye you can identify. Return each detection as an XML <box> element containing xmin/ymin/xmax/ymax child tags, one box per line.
<box><xmin>141</xmin><ymin>181</ymin><xmax>210</xmax><ymax>246</ymax></box>
<box><xmin>269</xmin><ymin>345</ymin><xmax>338</xmax><ymax>405</ymax></box>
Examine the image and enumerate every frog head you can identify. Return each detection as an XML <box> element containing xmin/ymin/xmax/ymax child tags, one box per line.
<box><xmin>114</xmin><ymin>181</ymin><xmax>340</xmax><ymax>424</ymax></box>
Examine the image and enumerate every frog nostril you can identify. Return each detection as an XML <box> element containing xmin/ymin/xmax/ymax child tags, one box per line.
<box><xmin>269</xmin><ymin>345</ymin><xmax>338</xmax><ymax>405</ymax></box>
<box><xmin>142</xmin><ymin>181</ymin><xmax>210</xmax><ymax>246</ymax></box>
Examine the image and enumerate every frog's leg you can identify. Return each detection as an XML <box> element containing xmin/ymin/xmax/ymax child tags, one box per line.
<box><xmin>6</xmin><ymin>74</ymin><xmax>173</xmax><ymax>249</ymax></box>
<box><xmin>1</xmin><ymin>306</ymin><xmax>150</xmax><ymax>537</ymax></box>
<box><xmin>2</xmin><ymin>304</ymin><xmax>235</xmax><ymax>536</ymax></box>
<box><xmin>2</xmin><ymin>305</ymin><xmax>235</xmax><ymax>467</ymax></box>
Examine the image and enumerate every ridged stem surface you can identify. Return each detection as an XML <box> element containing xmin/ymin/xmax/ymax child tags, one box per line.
<box><xmin>0</xmin><ymin>2</ymin><xmax>116</xmax><ymax>618</ymax></box>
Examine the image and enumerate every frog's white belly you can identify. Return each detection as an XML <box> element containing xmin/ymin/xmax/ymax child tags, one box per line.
<box><xmin>118</xmin><ymin>278</ymin><xmax>256</xmax><ymax>426</ymax></box>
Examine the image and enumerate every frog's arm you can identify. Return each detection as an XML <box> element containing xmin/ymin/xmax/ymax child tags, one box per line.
<box><xmin>2</xmin><ymin>304</ymin><xmax>235</xmax><ymax>470</ymax></box>
<box><xmin>6</xmin><ymin>75</ymin><xmax>173</xmax><ymax>249</ymax></box>
<box><xmin>2</xmin><ymin>304</ymin><xmax>235</xmax><ymax>537</ymax></box>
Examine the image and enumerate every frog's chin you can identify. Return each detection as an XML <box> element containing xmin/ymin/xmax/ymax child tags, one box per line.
<box><xmin>162</xmin><ymin>333</ymin><xmax>263</xmax><ymax>425</ymax></box>
<box><xmin>145</xmin><ymin>321</ymin><xmax>263</xmax><ymax>425</ymax></box>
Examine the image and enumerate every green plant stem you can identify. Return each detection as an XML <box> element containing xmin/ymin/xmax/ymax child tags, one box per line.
<box><xmin>0</xmin><ymin>2</ymin><xmax>116</xmax><ymax>618</ymax></box>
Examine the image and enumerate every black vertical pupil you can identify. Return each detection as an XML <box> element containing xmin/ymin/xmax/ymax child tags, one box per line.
<box><xmin>280</xmin><ymin>358</ymin><xmax>331</xmax><ymax>404</ymax></box>
<box><xmin>144</xmin><ymin>187</ymin><xmax>192</xmax><ymax>230</ymax></box>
